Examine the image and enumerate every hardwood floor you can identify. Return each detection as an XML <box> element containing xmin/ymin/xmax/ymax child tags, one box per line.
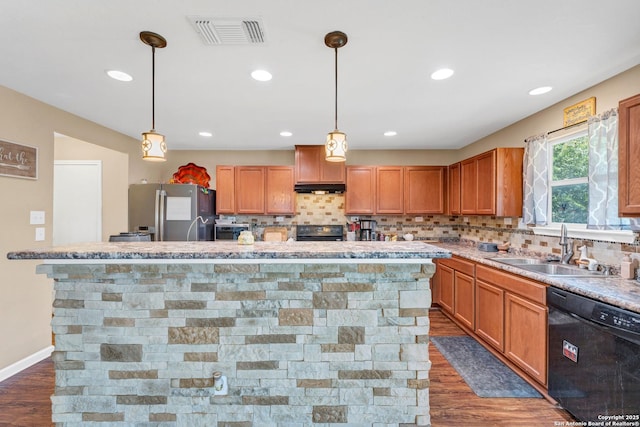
<box><xmin>429</xmin><ymin>308</ymin><xmax>574</xmax><ymax>426</ymax></box>
<box><xmin>0</xmin><ymin>309</ymin><xmax>573</xmax><ymax>426</ymax></box>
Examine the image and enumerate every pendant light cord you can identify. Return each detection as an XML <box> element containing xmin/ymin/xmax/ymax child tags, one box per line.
<box><xmin>151</xmin><ymin>46</ymin><xmax>156</xmax><ymax>131</ymax></box>
<box><xmin>334</xmin><ymin>47</ymin><xmax>338</xmax><ymax>131</ymax></box>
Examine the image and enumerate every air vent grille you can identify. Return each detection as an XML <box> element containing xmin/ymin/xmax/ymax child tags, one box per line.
<box><xmin>188</xmin><ymin>17</ymin><xmax>266</xmax><ymax>45</ymax></box>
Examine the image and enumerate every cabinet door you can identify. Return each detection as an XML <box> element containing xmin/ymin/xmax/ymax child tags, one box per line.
<box><xmin>460</xmin><ymin>158</ymin><xmax>477</xmax><ymax>214</ymax></box>
<box><xmin>265</xmin><ymin>166</ymin><xmax>295</xmax><ymax>214</ymax></box>
<box><xmin>448</xmin><ymin>163</ymin><xmax>461</xmax><ymax>215</ymax></box>
<box><xmin>404</xmin><ymin>166</ymin><xmax>446</xmax><ymax>214</ymax></box>
<box><xmin>475</xmin><ymin>279</ymin><xmax>504</xmax><ymax>352</ymax></box>
<box><xmin>619</xmin><ymin>93</ymin><xmax>640</xmax><ymax>216</ymax></box>
<box><xmin>345</xmin><ymin>166</ymin><xmax>376</xmax><ymax>214</ymax></box>
<box><xmin>438</xmin><ymin>264</ymin><xmax>454</xmax><ymax>314</ymax></box>
<box><xmin>475</xmin><ymin>150</ymin><xmax>496</xmax><ymax>215</ymax></box>
<box><xmin>235</xmin><ymin>166</ymin><xmax>265</xmax><ymax>214</ymax></box>
<box><xmin>295</xmin><ymin>145</ymin><xmax>345</xmax><ymax>183</ymax></box>
<box><xmin>376</xmin><ymin>166</ymin><xmax>404</xmax><ymax>214</ymax></box>
<box><xmin>431</xmin><ymin>260</ymin><xmax>441</xmax><ymax>308</ymax></box>
<box><xmin>505</xmin><ymin>293</ymin><xmax>548</xmax><ymax>385</ymax></box>
<box><xmin>453</xmin><ymin>271</ymin><xmax>475</xmax><ymax>330</ymax></box>
<box><xmin>215</xmin><ymin>166</ymin><xmax>235</xmax><ymax>214</ymax></box>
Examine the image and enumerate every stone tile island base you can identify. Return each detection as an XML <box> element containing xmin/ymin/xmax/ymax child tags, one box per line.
<box><xmin>42</xmin><ymin>261</ymin><xmax>434</xmax><ymax>426</ymax></box>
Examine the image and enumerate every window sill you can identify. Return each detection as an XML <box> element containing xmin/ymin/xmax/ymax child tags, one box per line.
<box><xmin>530</xmin><ymin>225</ymin><xmax>635</xmax><ymax>244</ymax></box>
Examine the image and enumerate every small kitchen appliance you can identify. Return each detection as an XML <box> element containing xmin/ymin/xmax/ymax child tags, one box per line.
<box><xmin>358</xmin><ymin>219</ymin><xmax>377</xmax><ymax>241</ymax></box>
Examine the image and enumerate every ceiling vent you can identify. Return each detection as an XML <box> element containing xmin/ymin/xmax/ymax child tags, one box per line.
<box><xmin>188</xmin><ymin>17</ymin><xmax>266</xmax><ymax>45</ymax></box>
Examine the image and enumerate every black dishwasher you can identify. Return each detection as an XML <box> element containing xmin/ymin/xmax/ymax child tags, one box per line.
<box><xmin>547</xmin><ymin>287</ymin><xmax>640</xmax><ymax>422</ymax></box>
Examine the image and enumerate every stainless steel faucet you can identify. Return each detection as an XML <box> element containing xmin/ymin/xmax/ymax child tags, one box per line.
<box><xmin>559</xmin><ymin>223</ymin><xmax>574</xmax><ymax>264</ymax></box>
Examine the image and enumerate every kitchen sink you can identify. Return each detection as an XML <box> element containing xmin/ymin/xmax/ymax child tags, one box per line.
<box><xmin>490</xmin><ymin>257</ymin><xmax>604</xmax><ymax>277</ymax></box>
<box><xmin>518</xmin><ymin>263</ymin><xmax>604</xmax><ymax>277</ymax></box>
<box><xmin>490</xmin><ymin>257</ymin><xmax>546</xmax><ymax>265</ymax></box>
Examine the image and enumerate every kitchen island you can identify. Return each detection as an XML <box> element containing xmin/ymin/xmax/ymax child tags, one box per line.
<box><xmin>8</xmin><ymin>241</ymin><xmax>449</xmax><ymax>426</ymax></box>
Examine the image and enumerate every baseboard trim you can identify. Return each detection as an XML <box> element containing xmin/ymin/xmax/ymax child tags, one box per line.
<box><xmin>0</xmin><ymin>345</ymin><xmax>55</xmax><ymax>383</ymax></box>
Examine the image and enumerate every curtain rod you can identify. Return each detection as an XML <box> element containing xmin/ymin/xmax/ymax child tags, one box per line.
<box><xmin>547</xmin><ymin>119</ymin><xmax>587</xmax><ymax>135</ymax></box>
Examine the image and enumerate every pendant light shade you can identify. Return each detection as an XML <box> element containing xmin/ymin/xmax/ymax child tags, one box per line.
<box><xmin>324</xmin><ymin>31</ymin><xmax>348</xmax><ymax>162</ymax></box>
<box><xmin>140</xmin><ymin>31</ymin><xmax>167</xmax><ymax>162</ymax></box>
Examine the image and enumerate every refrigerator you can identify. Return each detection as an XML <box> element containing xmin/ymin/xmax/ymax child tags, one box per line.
<box><xmin>128</xmin><ymin>183</ymin><xmax>216</xmax><ymax>241</ymax></box>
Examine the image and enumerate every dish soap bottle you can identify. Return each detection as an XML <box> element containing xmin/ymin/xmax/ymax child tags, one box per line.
<box><xmin>620</xmin><ymin>253</ymin><xmax>636</xmax><ymax>279</ymax></box>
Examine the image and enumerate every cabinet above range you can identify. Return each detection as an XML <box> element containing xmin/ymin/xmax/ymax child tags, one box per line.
<box><xmin>294</xmin><ymin>145</ymin><xmax>345</xmax><ymax>193</ymax></box>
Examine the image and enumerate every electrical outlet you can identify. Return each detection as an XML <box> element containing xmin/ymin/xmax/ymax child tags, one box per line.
<box><xmin>415</xmin><ymin>216</ymin><xmax>424</xmax><ymax>222</ymax></box>
<box><xmin>350</xmin><ymin>216</ymin><xmax>359</xmax><ymax>222</ymax></box>
<box><xmin>35</xmin><ymin>227</ymin><xmax>45</xmax><ymax>241</ymax></box>
<box><xmin>30</xmin><ymin>210</ymin><xmax>45</xmax><ymax>225</ymax></box>
<box><xmin>275</xmin><ymin>216</ymin><xmax>284</xmax><ymax>222</ymax></box>
<box><xmin>503</xmin><ymin>217</ymin><xmax>512</xmax><ymax>225</ymax></box>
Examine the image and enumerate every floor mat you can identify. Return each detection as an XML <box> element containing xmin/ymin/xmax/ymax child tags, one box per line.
<box><xmin>431</xmin><ymin>336</ymin><xmax>542</xmax><ymax>398</ymax></box>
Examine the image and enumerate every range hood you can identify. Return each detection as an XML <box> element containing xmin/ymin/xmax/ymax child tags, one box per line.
<box><xmin>294</xmin><ymin>183</ymin><xmax>346</xmax><ymax>194</ymax></box>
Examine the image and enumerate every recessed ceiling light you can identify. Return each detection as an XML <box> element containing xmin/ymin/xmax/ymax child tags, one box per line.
<box><xmin>280</xmin><ymin>131</ymin><xmax>293</xmax><ymax>137</ymax></box>
<box><xmin>106</xmin><ymin>70</ymin><xmax>133</xmax><ymax>82</ymax></box>
<box><xmin>430</xmin><ymin>68</ymin><xmax>454</xmax><ymax>80</ymax></box>
<box><xmin>529</xmin><ymin>86</ymin><xmax>552</xmax><ymax>95</ymax></box>
<box><xmin>384</xmin><ymin>131</ymin><xmax>397</xmax><ymax>137</ymax></box>
<box><xmin>199</xmin><ymin>131</ymin><xmax>213</xmax><ymax>137</ymax></box>
<box><xmin>251</xmin><ymin>69</ymin><xmax>272</xmax><ymax>82</ymax></box>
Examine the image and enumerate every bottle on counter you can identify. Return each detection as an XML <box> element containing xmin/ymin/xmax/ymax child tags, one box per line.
<box><xmin>620</xmin><ymin>253</ymin><xmax>636</xmax><ymax>279</ymax></box>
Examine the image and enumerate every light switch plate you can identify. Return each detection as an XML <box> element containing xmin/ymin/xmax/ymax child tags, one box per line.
<box><xmin>35</xmin><ymin>227</ymin><xmax>45</xmax><ymax>241</ymax></box>
<box><xmin>30</xmin><ymin>210</ymin><xmax>45</xmax><ymax>225</ymax></box>
<box><xmin>503</xmin><ymin>217</ymin><xmax>512</xmax><ymax>225</ymax></box>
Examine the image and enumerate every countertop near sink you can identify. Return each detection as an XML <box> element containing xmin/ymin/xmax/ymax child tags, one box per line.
<box><xmin>435</xmin><ymin>242</ymin><xmax>640</xmax><ymax>314</ymax></box>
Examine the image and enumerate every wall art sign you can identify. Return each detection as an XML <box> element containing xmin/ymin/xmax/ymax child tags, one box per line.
<box><xmin>0</xmin><ymin>139</ymin><xmax>38</xmax><ymax>180</ymax></box>
<box><xmin>563</xmin><ymin>97</ymin><xmax>596</xmax><ymax>126</ymax></box>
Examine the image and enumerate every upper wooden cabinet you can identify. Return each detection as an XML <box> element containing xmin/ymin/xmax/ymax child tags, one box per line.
<box><xmin>345</xmin><ymin>166</ymin><xmax>376</xmax><ymax>214</ymax></box>
<box><xmin>404</xmin><ymin>166</ymin><xmax>446</xmax><ymax>214</ymax></box>
<box><xmin>235</xmin><ymin>166</ymin><xmax>266</xmax><ymax>214</ymax></box>
<box><xmin>448</xmin><ymin>163</ymin><xmax>461</xmax><ymax>215</ymax></box>
<box><xmin>618</xmin><ymin>93</ymin><xmax>640</xmax><ymax>216</ymax></box>
<box><xmin>215</xmin><ymin>165</ymin><xmax>235</xmax><ymax>214</ymax></box>
<box><xmin>215</xmin><ymin>165</ymin><xmax>295</xmax><ymax>215</ymax></box>
<box><xmin>459</xmin><ymin>148</ymin><xmax>524</xmax><ymax>217</ymax></box>
<box><xmin>265</xmin><ymin>166</ymin><xmax>295</xmax><ymax>215</ymax></box>
<box><xmin>376</xmin><ymin>166</ymin><xmax>404</xmax><ymax>214</ymax></box>
<box><xmin>345</xmin><ymin>165</ymin><xmax>447</xmax><ymax>215</ymax></box>
<box><xmin>295</xmin><ymin>145</ymin><xmax>345</xmax><ymax>184</ymax></box>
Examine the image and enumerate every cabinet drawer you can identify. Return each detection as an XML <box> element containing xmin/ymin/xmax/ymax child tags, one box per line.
<box><xmin>439</xmin><ymin>256</ymin><xmax>475</xmax><ymax>276</ymax></box>
<box><xmin>476</xmin><ymin>264</ymin><xmax>546</xmax><ymax>305</ymax></box>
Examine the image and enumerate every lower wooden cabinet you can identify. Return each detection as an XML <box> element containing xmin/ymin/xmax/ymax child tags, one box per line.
<box><xmin>505</xmin><ymin>293</ymin><xmax>547</xmax><ymax>385</ymax></box>
<box><xmin>435</xmin><ymin>259</ymin><xmax>549</xmax><ymax>388</ymax></box>
<box><xmin>475</xmin><ymin>279</ymin><xmax>505</xmax><ymax>352</ymax></box>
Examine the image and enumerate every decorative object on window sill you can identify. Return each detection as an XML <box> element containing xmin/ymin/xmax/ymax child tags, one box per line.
<box><xmin>171</xmin><ymin>163</ymin><xmax>210</xmax><ymax>187</ymax></box>
<box><xmin>563</xmin><ymin>96</ymin><xmax>596</xmax><ymax>126</ymax></box>
<box><xmin>324</xmin><ymin>31</ymin><xmax>348</xmax><ymax>162</ymax></box>
<box><xmin>140</xmin><ymin>31</ymin><xmax>168</xmax><ymax>161</ymax></box>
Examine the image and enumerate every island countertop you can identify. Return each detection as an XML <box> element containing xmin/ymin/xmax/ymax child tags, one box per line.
<box><xmin>6</xmin><ymin>240</ymin><xmax>451</xmax><ymax>263</ymax></box>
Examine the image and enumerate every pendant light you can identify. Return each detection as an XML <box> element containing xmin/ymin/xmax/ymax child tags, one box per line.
<box><xmin>140</xmin><ymin>31</ymin><xmax>167</xmax><ymax>161</ymax></box>
<box><xmin>324</xmin><ymin>31</ymin><xmax>348</xmax><ymax>162</ymax></box>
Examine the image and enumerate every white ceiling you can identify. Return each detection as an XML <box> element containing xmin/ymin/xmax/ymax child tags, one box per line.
<box><xmin>1</xmin><ymin>0</ymin><xmax>639</xmax><ymax>152</ymax></box>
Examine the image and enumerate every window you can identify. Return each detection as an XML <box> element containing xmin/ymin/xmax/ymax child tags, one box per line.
<box><xmin>548</xmin><ymin>129</ymin><xmax>588</xmax><ymax>225</ymax></box>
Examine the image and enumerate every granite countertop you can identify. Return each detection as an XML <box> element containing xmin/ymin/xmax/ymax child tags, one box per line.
<box><xmin>6</xmin><ymin>240</ymin><xmax>450</xmax><ymax>263</ymax></box>
<box><xmin>436</xmin><ymin>242</ymin><xmax>640</xmax><ymax>314</ymax></box>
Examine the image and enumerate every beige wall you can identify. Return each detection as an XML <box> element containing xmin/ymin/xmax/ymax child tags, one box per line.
<box><xmin>0</xmin><ymin>86</ymin><xmax>139</xmax><ymax>372</ymax></box>
<box><xmin>1</xmin><ymin>63</ymin><xmax>640</xmax><ymax>375</ymax></box>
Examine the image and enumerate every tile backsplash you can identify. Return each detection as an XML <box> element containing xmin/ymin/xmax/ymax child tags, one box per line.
<box><xmin>230</xmin><ymin>194</ymin><xmax>640</xmax><ymax>270</ymax></box>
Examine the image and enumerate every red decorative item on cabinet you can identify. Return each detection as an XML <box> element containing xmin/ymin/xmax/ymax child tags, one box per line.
<box><xmin>172</xmin><ymin>163</ymin><xmax>210</xmax><ymax>188</ymax></box>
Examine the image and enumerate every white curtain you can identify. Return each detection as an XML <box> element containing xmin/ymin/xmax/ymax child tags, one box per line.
<box><xmin>522</xmin><ymin>133</ymin><xmax>549</xmax><ymax>225</ymax></box>
<box><xmin>587</xmin><ymin>109</ymin><xmax>639</xmax><ymax>230</ymax></box>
